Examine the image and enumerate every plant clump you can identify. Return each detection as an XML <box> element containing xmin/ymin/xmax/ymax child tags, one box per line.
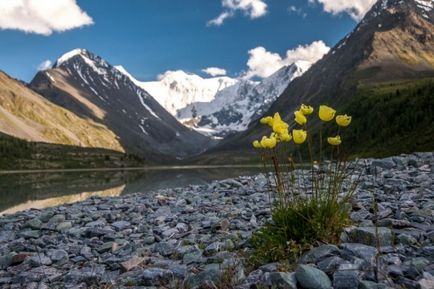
<box><xmin>248</xmin><ymin>104</ymin><xmax>360</xmax><ymax>268</ymax></box>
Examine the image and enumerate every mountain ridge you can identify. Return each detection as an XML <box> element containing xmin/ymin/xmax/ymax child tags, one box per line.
<box><xmin>30</xmin><ymin>49</ymin><xmax>212</xmax><ymax>157</ymax></box>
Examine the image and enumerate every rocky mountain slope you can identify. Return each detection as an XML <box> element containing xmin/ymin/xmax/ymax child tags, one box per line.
<box><xmin>119</xmin><ymin>62</ymin><xmax>309</xmax><ymax>138</ymax></box>
<box><xmin>209</xmin><ymin>0</ymin><xmax>434</xmax><ymax>156</ymax></box>
<box><xmin>177</xmin><ymin>62</ymin><xmax>309</xmax><ymax>137</ymax></box>
<box><xmin>116</xmin><ymin>68</ymin><xmax>238</xmax><ymax>116</ymax></box>
<box><xmin>0</xmin><ymin>70</ymin><xmax>123</xmax><ymax>152</ymax></box>
<box><xmin>30</xmin><ymin>49</ymin><xmax>211</xmax><ymax>157</ymax></box>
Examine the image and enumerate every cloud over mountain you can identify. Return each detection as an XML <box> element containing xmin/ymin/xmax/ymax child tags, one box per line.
<box><xmin>308</xmin><ymin>0</ymin><xmax>377</xmax><ymax>21</ymax></box>
<box><xmin>245</xmin><ymin>40</ymin><xmax>330</xmax><ymax>79</ymax></box>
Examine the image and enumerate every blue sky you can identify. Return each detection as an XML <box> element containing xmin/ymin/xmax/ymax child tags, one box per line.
<box><xmin>0</xmin><ymin>0</ymin><xmax>371</xmax><ymax>82</ymax></box>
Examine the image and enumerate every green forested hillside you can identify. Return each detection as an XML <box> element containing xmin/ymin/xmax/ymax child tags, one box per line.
<box><xmin>340</xmin><ymin>78</ymin><xmax>434</xmax><ymax>157</ymax></box>
<box><xmin>0</xmin><ymin>133</ymin><xmax>146</xmax><ymax>170</ymax></box>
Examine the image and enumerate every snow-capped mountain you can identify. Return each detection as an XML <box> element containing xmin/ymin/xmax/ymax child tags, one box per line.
<box><xmin>118</xmin><ymin>61</ymin><xmax>309</xmax><ymax>138</ymax></box>
<box><xmin>115</xmin><ymin>67</ymin><xmax>238</xmax><ymax>115</ymax></box>
<box><xmin>30</xmin><ymin>49</ymin><xmax>211</xmax><ymax>157</ymax></box>
<box><xmin>176</xmin><ymin>61</ymin><xmax>310</xmax><ymax>137</ymax></box>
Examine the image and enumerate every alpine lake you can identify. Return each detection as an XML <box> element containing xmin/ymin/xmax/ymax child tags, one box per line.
<box><xmin>0</xmin><ymin>166</ymin><xmax>263</xmax><ymax>216</ymax></box>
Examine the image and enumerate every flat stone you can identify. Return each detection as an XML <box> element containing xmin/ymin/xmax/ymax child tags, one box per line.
<box><xmin>349</xmin><ymin>227</ymin><xmax>393</xmax><ymax>246</ymax></box>
<box><xmin>204</xmin><ymin>242</ymin><xmax>221</xmax><ymax>256</ymax></box>
<box><xmin>264</xmin><ymin>272</ymin><xmax>297</xmax><ymax>289</ymax></box>
<box><xmin>112</xmin><ymin>221</ymin><xmax>131</xmax><ymax>231</ymax></box>
<box><xmin>18</xmin><ymin>230</ymin><xmax>41</xmax><ymax>239</ymax></box>
<box><xmin>50</xmin><ymin>250</ymin><xmax>68</xmax><ymax>262</ymax></box>
<box><xmin>333</xmin><ymin>270</ymin><xmax>359</xmax><ymax>289</ymax></box>
<box><xmin>295</xmin><ymin>265</ymin><xmax>331</xmax><ymax>289</ymax></box>
<box><xmin>359</xmin><ymin>280</ymin><xmax>387</xmax><ymax>289</ymax></box>
<box><xmin>120</xmin><ymin>256</ymin><xmax>144</xmax><ymax>272</ymax></box>
<box><xmin>186</xmin><ymin>268</ymin><xmax>222</xmax><ymax>289</ymax></box>
<box><xmin>25</xmin><ymin>219</ymin><xmax>42</xmax><ymax>230</ymax></box>
<box><xmin>341</xmin><ymin>243</ymin><xmax>377</xmax><ymax>264</ymax></box>
<box><xmin>142</xmin><ymin>268</ymin><xmax>174</xmax><ymax>286</ymax></box>
<box><xmin>299</xmin><ymin>245</ymin><xmax>340</xmax><ymax>264</ymax></box>
<box><xmin>153</xmin><ymin>242</ymin><xmax>174</xmax><ymax>257</ymax></box>
<box><xmin>48</xmin><ymin>214</ymin><xmax>65</xmax><ymax>224</ymax></box>
<box><xmin>55</xmin><ymin>221</ymin><xmax>72</xmax><ymax>231</ymax></box>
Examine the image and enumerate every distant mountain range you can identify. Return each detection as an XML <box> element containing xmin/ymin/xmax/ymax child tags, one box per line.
<box><xmin>118</xmin><ymin>61</ymin><xmax>311</xmax><ymax>137</ymax></box>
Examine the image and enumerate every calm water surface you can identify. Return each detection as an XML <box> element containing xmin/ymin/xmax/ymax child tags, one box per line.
<box><xmin>0</xmin><ymin>167</ymin><xmax>262</xmax><ymax>215</ymax></box>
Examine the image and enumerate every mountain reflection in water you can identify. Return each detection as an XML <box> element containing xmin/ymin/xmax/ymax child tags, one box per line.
<box><xmin>0</xmin><ymin>167</ymin><xmax>261</xmax><ymax>215</ymax></box>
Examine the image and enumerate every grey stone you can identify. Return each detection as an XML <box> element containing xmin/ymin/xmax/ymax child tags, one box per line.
<box><xmin>48</xmin><ymin>214</ymin><xmax>65</xmax><ymax>224</ymax></box>
<box><xmin>341</xmin><ymin>243</ymin><xmax>377</xmax><ymax>264</ymax></box>
<box><xmin>332</xmin><ymin>270</ymin><xmax>359</xmax><ymax>289</ymax></box>
<box><xmin>25</xmin><ymin>219</ymin><xmax>42</xmax><ymax>230</ymax></box>
<box><xmin>264</xmin><ymin>272</ymin><xmax>297</xmax><ymax>289</ymax></box>
<box><xmin>204</xmin><ymin>242</ymin><xmax>221</xmax><ymax>256</ymax></box>
<box><xmin>153</xmin><ymin>242</ymin><xmax>174</xmax><ymax>257</ymax></box>
<box><xmin>55</xmin><ymin>221</ymin><xmax>72</xmax><ymax>231</ymax></box>
<box><xmin>295</xmin><ymin>265</ymin><xmax>332</xmax><ymax>289</ymax></box>
<box><xmin>112</xmin><ymin>221</ymin><xmax>131</xmax><ymax>231</ymax></box>
<box><xmin>187</xmin><ymin>269</ymin><xmax>222</xmax><ymax>289</ymax></box>
<box><xmin>359</xmin><ymin>280</ymin><xmax>387</xmax><ymax>289</ymax></box>
<box><xmin>299</xmin><ymin>244</ymin><xmax>340</xmax><ymax>264</ymax></box>
<box><xmin>349</xmin><ymin>227</ymin><xmax>393</xmax><ymax>246</ymax></box>
<box><xmin>50</xmin><ymin>250</ymin><xmax>68</xmax><ymax>263</ymax></box>
<box><xmin>317</xmin><ymin>256</ymin><xmax>345</xmax><ymax>272</ymax></box>
<box><xmin>142</xmin><ymin>268</ymin><xmax>174</xmax><ymax>286</ymax></box>
<box><xmin>120</xmin><ymin>256</ymin><xmax>144</xmax><ymax>272</ymax></box>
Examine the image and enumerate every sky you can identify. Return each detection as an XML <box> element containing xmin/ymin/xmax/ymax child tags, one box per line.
<box><xmin>0</xmin><ymin>0</ymin><xmax>377</xmax><ymax>82</ymax></box>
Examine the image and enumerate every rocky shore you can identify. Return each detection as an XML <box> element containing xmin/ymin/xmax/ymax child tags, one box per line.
<box><xmin>0</xmin><ymin>152</ymin><xmax>433</xmax><ymax>289</ymax></box>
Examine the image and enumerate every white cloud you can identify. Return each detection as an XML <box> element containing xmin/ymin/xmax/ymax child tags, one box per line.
<box><xmin>37</xmin><ymin>60</ymin><xmax>52</xmax><ymax>71</ymax></box>
<box><xmin>308</xmin><ymin>0</ymin><xmax>377</xmax><ymax>21</ymax></box>
<box><xmin>208</xmin><ymin>0</ymin><xmax>268</xmax><ymax>26</ymax></box>
<box><xmin>245</xmin><ymin>40</ymin><xmax>330</xmax><ymax>79</ymax></box>
<box><xmin>202</xmin><ymin>67</ymin><xmax>227</xmax><ymax>77</ymax></box>
<box><xmin>0</xmin><ymin>0</ymin><xmax>94</xmax><ymax>36</ymax></box>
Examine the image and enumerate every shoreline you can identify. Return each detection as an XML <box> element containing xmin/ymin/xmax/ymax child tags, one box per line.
<box><xmin>0</xmin><ymin>152</ymin><xmax>433</xmax><ymax>288</ymax></box>
<box><xmin>0</xmin><ymin>164</ymin><xmax>264</xmax><ymax>175</ymax></box>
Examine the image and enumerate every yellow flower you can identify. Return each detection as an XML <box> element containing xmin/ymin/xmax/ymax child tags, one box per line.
<box><xmin>300</xmin><ymin>104</ymin><xmax>314</xmax><ymax>115</ymax></box>
<box><xmin>319</xmin><ymin>105</ymin><xmax>336</xmax><ymax>122</ymax></box>
<box><xmin>292</xmin><ymin>129</ymin><xmax>307</xmax><ymax>144</ymax></box>
<box><xmin>260</xmin><ymin>116</ymin><xmax>273</xmax><ymax>126</ymax></box>
<box><xmin>279</xmin><ymin>132</ymin><xmax>292</xmax><ymax>142</ymax></box>
<box><xmin>327</xmin><ymin>136</ymin><xmax>342</xmax><ymax>146</ymax></box>
<box><xmin>294</xmin><ymin>110</ymin><xmax>307</xmax><ymax>125</ymax></box>
<box><xmin>336</xmin><ymin>114</ymin><xmax>352</xmax><ymax>127</ymax></box>
<box><xmin>252</xmin><ymin>140</ymin><xmax>262</xmax><ymax>149</ymax></box>
<box><xmin>272</xmin><ymin>112</ymin><xmax>289</xmax><ymax>134</ymax></box>
<box><xmin>260</xmin><ymin>136</ymin><xmax>277</xmax><ymax>149</ymax></box>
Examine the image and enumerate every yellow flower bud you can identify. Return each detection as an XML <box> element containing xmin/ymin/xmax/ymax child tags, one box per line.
<box><xmin>300</xmin><ymin>104</ymin><xmax>314</xmax><ymax>115</ymax></box>
<box><xmin>292</xmin><ymin>129</ymin><xmax>307</xmax><ymax>144</ymax></box>
<box><xmin>327</xmin><ymin>136</ymin><xmax>342</xmax><ymax>146</ymax></box>
<box><xmin>319</xmin><ymin>105</ymin><xmax>336</xmax><ymax>122</ymax></box>
<box><xmin>260</xmin><ymin>136</ymin><xmax>277</xmax><ymax>149</ymax></box>
<box><xmin>336</xmin><ymin>115</ymin><xmax>352</xmax><ymax>127</ymax></box>
<box><xmin>280</xmin><ymin>132</ymin><xmax>292</xmax><ymax>142</ymax></box>
<box><xmin>272</xmin><ymin>112</ymin><xmax>289</xmax><ymax>134</ymax></box>
<box><xmin>294</xmin><ymin>110</ymin><xmax>307</xmax><ymax>125</ymax></box>
<box><xmin>260</xmin><ymin>116</ymin><xmax>273</xmax><ymax>126</ymax></box>
<box><xmin>252</xmin><ymin>140</ymin><xmax>262</xmax><ymax>149</ymax></box>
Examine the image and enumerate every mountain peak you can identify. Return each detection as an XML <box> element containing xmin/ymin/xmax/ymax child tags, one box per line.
<box><xmin>53</xmin><ymin>48</ymin><xmax>108</xmax><ymax>69</ymax></box>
